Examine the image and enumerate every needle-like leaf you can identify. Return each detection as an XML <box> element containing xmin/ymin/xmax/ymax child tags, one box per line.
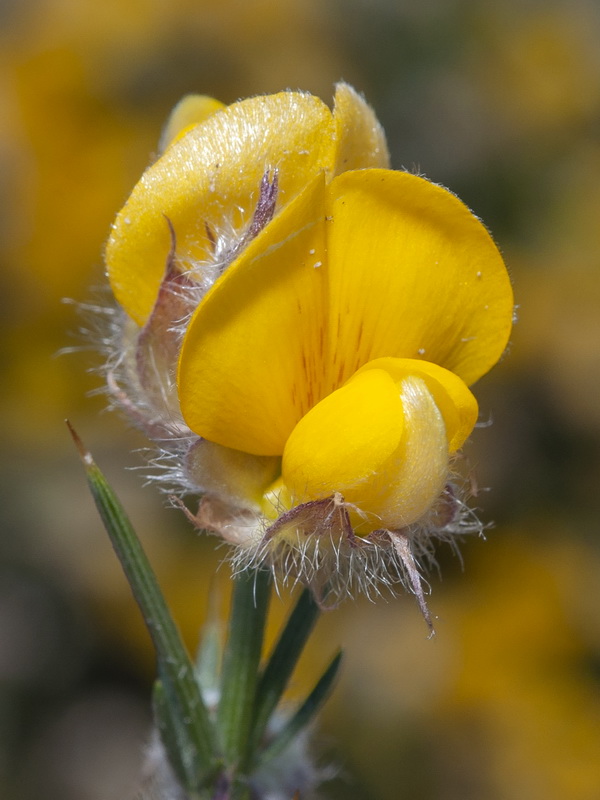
<box><xmin>257</xmin><ymin>650</ymin><xmax>343</xmax><ymax>768</ymax></box>
<box><xmin>67</xmin><ymin>422</ymin><xmax>218</xmax><ymax>791</ymax></box>
<box><xmin>248</xmin><ymin>588</ymin><xmax>320</xmax><ymax>762</ymax></box>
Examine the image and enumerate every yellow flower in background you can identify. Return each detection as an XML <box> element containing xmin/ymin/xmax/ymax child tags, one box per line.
<box><xmin>103</xmin><ymin>84</ymin><xmax>513</xmax><ymax>622</ymax></box>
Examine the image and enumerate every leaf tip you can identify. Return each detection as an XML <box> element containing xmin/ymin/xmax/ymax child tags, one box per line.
<box><xmin>65</xmin><ymin>419</ymin><xmax>95</xmax><ymax>467</ymax></box>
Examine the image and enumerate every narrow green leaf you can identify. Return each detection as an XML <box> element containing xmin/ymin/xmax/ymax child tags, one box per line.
<box><xmin>256</xmin><ymin>650</ymin><xmax>343</xmax><ymax>768</ymax></box>
<box><xmin>67</xmin><ymin>422</ymin><xmax>217</xmax><ymax>789</ymax></box>
<box><xmin>195</xmin><ymin>618</ymin><xmax>223</xmax><ymax>702</ymax></box>
<box><xmin>248</xmin><ymin>588</ymin><xmax>320</xmax><ymax>759</ymax></box>
<box><xmin>217</xmin><ymin>568</ymin><xmax>271</xmax><ymax>768</ymax></box>
<box><xmin>153</xmin><ymin>678</ymin><xmax>198</xmax><ymax>789</ymax></box>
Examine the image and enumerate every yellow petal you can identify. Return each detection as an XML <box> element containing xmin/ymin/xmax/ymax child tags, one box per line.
<box><xmin>282</xmin><ymin>368</ymin><xmax>404</xmax><ymax>504</ymax></box>
<box><xmin>158</xmin><ymin>94</ymin><xmax>226</xmax><ymax>152</ymax></box>
<box><xmin>366</xmin><ymin>375</ymin><xmax>448</xmax><ymax>530</ymax></box>
<box><xmin>281</xmin><ymin>371</ymin><xmax>449</xmax><ymax>533</ymax></box>
<box><xmin>186</xmin><ymin>439</ymin><xmax>280</xmax><ymax>512</ymax></box>
<box><xmin>107</xmin><ymin>92</ymin><xmax>336</xmax><ymax>325</ymax></box>
<box><xmin>324</xmin><ymin>169</ymin><xmax>513</xmax><ymax>388</ymax></box>
<box><xmin>178</xmin><ymin>175</ymin><xmax>329</xmax><ymax>456</ymax></box>
<box><xmin>353</xmin><ymin>357</ymin><xmax>478</xmax><ymax>452</ymax></box>
<box><xmin>332</xmin><ymin>83</ymin><xmax>390</xmax><ymax>173</ymax></box>
<box><xmin>178</xmin><ymin>168</ymin><xmax>511</xmax><ymax>457</ymax></box>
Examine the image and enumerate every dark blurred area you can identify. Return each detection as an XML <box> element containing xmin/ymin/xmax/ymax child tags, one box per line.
<box><xmin>1</xmin><ymin>0</ymin><xmax>600</xmax><ymax>798</ymax></box>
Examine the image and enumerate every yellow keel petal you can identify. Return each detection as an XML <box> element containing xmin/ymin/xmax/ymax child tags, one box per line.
<box><xmin>282</xmin><ymin>368</ymin><xmax>404</xmax><ymax>505</ymax></box>
<box><xmin>365</xmin><ymin>375</ymin><xmax>449</xmax><ymax>530</ymax></box>
<box><xmin>281</xmin><ymin>370</ymin><xmax>449</xmax><ymax>534</ymax></box>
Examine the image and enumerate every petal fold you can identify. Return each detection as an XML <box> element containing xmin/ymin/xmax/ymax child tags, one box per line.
<box><xmin>178</xmin><ymin>175</ymin><xmax>329</xmax><ymax>455</ymax></box>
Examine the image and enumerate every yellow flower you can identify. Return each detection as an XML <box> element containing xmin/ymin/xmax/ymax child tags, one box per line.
<box><xmin>103</xmin><ymin>85</ymin><xmax>513</xmax><ymax>621</ymax></box>
<box><xmin>106</xmin><ymin>83</ymin><xmax>388</xmax><ymax>327</ymax></box>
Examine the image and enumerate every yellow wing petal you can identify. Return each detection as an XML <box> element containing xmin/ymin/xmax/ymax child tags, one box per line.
<box><xmin>158</xmin><ymin>94</ymin><xmax>226</xmax><ymax>152</ymax></box>
<box><xmin>323</xmin><ymin>169</ymin><xmax>514</xmax><ymax>389</ymax></box>
<box><xmin>332</xmin><ymin>83</ymin><xmax>390</xmax><ymax>173</ymax></box>
<box><xmin>177</xmin><ymin>175</ymin><xmax>329</xmax><ymax>456</ymax></box>
<box><xmin>107</xmin><ymin>92</ymin><xmax>336</xmax><ymax>325</ymax></box>
<box><xmin>186</xmin><ymin>439</ymin><xmax>280</xmax><ymax>512</ymax></box>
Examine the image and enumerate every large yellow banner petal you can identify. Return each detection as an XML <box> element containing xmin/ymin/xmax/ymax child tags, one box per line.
<box><xmin>324</xmin><ymin>169</ymin><xmax>513</xmax><ymax>389</ymax></box>
<box><xmin>178</xmin><ymin>175</ymin><xmax>329</xmax><ymax>456</ymax></box>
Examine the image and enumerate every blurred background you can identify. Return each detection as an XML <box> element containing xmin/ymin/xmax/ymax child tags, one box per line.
<box><xmin>1</xmin><ymin>0</ymin><xmax>600</xmax><ymax>797</ymax></box>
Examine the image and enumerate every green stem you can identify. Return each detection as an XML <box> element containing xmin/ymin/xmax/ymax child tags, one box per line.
<box><xmin>217</xmin><ymin>569</ymin><xmax>271</xmax><ymax>775</ymax></box>
<box><xmin>247</xmin><ymin>588</ymin><xmax>320</xmax><ymax>766</ymax></box>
